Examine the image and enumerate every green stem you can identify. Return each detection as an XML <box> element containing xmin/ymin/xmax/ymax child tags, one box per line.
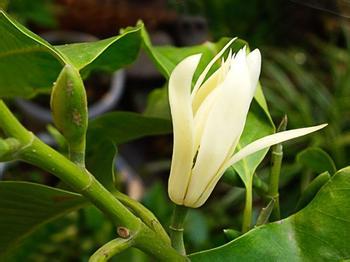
<box><xmin>0</xmin><ymin>100</ymin><xmax>185</xmax><ymax>261</ymax></box>
<box><xmin>268</xmin><ymin>150</ymin><xmax>282</xmax><ymax>220</ymax></box>
<box><xmin>268</xmin><ymin>116</ymin><xmax>287</xmax><ymax>221</ymax></box>
<box><xmin>89</xmin><ymin>238</ymin><xmax>133</xmax><ymax>262</ymax></box>
<box><xmin>20</xmin><ymin>137</ymin><xmax>141</xmax><ymax>230</ymax></box>
<box><xmin>169</xmin><ymin>205</ymin><xmax>188</xmax><ymax>255</ymax></box>
<box><xmin>114</xmin><ymin>191</ymin><xmax>171</xmax><ymax>245</ymax></box>
<box><xmin>242</xmin><ymin>184</ymin><xmax>252</xmax><ymax>233</ymax></box>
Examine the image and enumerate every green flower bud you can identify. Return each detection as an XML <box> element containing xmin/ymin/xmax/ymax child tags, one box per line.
<box><xmin>50</xmin><ymin>65</ymin><xmax>88</xmax><ymax>165</ymax></box>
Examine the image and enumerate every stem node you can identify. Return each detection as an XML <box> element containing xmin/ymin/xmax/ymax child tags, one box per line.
<box><xmin>117</xmin><ymin>226</ymin><xmax>130</xmax><ymax>239</ymax></box>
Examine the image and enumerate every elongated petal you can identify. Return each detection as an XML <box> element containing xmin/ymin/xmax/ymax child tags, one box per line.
<box><xmin>184</xmin><ymin>49</ymin><xmax>254</xmax><ymax>206</ymax></box>
<box><xmin>168</xmin><ymin>54</ymin><xmax>202</xmax><ymax>205</ymax></box>
<box><xmin>191</xmin><ymin>38</ymin><xmax>236</xmax><ymax>97</ymax></box>
<box><xmin>225</xmin><ymin>49</ymin><xmax>262</xmax><ymax>159</ymax></box>
<box><xmin>225</xmin><ymin>124</ymin><xmax>327</xmax><ymax>169</ymax></box>
<box><xmin>246</xmin><ymin>49</ymin><xmax>261</xmax><ymax>95</ymax></box>
<box><xmin>192</xmin><ymin>124</ymin><xmax>327</xmax><ymax>207</ymax></box>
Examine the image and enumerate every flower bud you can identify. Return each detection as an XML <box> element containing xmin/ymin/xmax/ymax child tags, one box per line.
<box><xmin>50</xmin><ymin>65</ymin><xmax>88</xmax><ymax>165</ymax></box>
<box><xmin>167</xmin><ymin>39</ymin><xmax>326</xmax><ymax>208</ymax></box>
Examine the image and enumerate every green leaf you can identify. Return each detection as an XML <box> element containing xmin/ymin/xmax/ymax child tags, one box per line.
<box><xmin>88</xmin><ymin>111</ymin><xmax>172</xmax><ymax>145</ymax></box>
<box><xmin>86</xmin><ymin>137</ymin><xmax>117</xmax><ymax>191</ymax></box>
<box><xmin>0</xmin><ymin>10</ymin><xmax>142</xmax><ymax>98</ymax></box>
<box><xmin>297</xmin><ymin>147</ymin><xmax>337</xmax><ymax>175</ymax></box>
<box><xmin>86</xmin><ymin>112</ymin><xmax>172</xmax><ymax>189</ymax></box>
<box><xmin>232</xmin><ymin>101</ymin><xmax>275</xmax><ymax>187</ymax></box>
<box><xmin>144</xmin><ymin>85</ymin><xmax>170</xmax><ymax>119</ymax></box>
<box><xmin>295</xmin><ymin>171</ymin><xmax>331</xmax><ymax>211</ymax></box>
<box><xmin>0</xmin><ymin>181</ymin><xmax>84</xmax><ymax>258</ymax></box>
<box><xmin>56</xmin><ymin>24</ymin><xmax>142</xmax><ymax>76</ymax></box>
<box><xmin>0</xmin><ymin>10</ymin><xmax>64</xmax><ymax>98</ymax></box>
<box><xmin>189</xmin><ymin>167</ymin><xmax>350</xmax><ymax>261</ymax></box>
<box><xmin>142</xmin><ymin>27</ymin><xmax>246</xmax><ymax>82</ymax></box>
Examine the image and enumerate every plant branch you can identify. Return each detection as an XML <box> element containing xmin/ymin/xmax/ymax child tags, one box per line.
<box><xmin>114</xmin><ymin>191</ymin><xmax>171</xmax><ymax>245</ymax></box>
<box><xmin>268</xmin><ymin>115</ymin><xmax>287</xmax><ymax>221</ymax></box>
<box><xmin>0</xmin><ymin>100</ymin><xmax>185</xmax><ymax>261</ymax></box>
<box><xmin>89</xmin><ymin>238</ymin><xmax>133</xmax><ymax>262</ymax></box>
<box><xmin>169</xmin><ymin>205</ymin><xmax>188</xmax><ymax>255</ymax></box>
<box><xmin>0</xmin><ymin>100</ymin><xmax>33</xmax><ymax>144</ymax></box>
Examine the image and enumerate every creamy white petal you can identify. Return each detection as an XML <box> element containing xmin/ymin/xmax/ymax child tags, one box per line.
<box><xmin>192</xmin><ymin>123</ymin><xmax>327</xmax><ymax>207</ymax></box>
<box><xmin>225</xmin><ymin>49</ymin><xmax>261</xmax><ymax>159</ymax></box>
<box><xmin>191</xmin><ymin>38</ymin><xmax>237</xmax><ymax>97</ymax></box>
<box><xmin>192</xmin><ymin>52</ymin><xmax>233</xmax><ymax>113</ymax></box>
<box><xmin>184</xmin><ymin>49</ymin><xmax>254</xmax><ymax>206</ymax></box>
<box><xmin>168</xmin><ymin>54</ymin><xmax>202</xmax><ymax>205</ymax></box>
<box><xmin>193</xmin><ymin>87</ymin><xmax>220</xmax><ymax>153</ymax></box>
<box><xmin>222</xmin><ymin>124</ymin><xmax>328</xmax><ymax>173</ymax></box>
<box><xmin>191</xmin><ymin>168</ymin><xmax>226</xmax><ymax>208</ymax></box>
<box><xmin>246</xmin><ymin>49</ymin><xmax>261</xmax><ymax>95</ymax></box>
<box><xmin>192</xmin><ymin>67</ymin><xmax>221</xmax><ymax>113</ymax></box>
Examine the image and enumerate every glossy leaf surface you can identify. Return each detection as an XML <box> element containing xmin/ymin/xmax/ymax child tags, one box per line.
<box><xmin>0</xmin><ymin>10</ymin><xmax>142</xmax><ymax>98</ymax></box>
<box><xmin>190</xmin><ymin>167</ymin><xmax>350</xmax><ymax>261</ymax></box>
<box><xmin>0</xmin><ymin>181</ymin><xmax>84</xmax><ymax>258</ymax></box>
<box><xmin>0</xmin><ymin>10</ymin><xmax>64</xmax><ymax>97</ymax></box>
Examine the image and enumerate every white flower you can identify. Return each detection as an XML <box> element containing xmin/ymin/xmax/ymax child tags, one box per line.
<box><xmin>168</xmin><ymin>39</ymin><xmax>326</xmax><ymax>208</ymax></box>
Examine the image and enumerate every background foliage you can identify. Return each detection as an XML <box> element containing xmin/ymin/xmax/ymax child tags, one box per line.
<box><xmin>1</xmin><ymin>0</ymin><xmax>350</xmax><ymax>261</ymax></box>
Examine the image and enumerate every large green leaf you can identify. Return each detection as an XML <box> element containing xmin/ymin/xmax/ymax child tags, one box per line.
<box><xmin>189</xmin><ymin>167</ymin><xmax>350</xmax><ymax>261</ymax></box>
<box><xmin>0</xmin><ymin>181</ymin><xmax>84</xmax><ymax>258</ymax></box>
<box><xmin>0</xmin><ymin>10</ymin><xmax>142</xmax><ymax>98</ymax></box>
<box><xmin>86</xmin><ymin>112</ymin><xmax>172</xmax><ymax>189</ymax></box>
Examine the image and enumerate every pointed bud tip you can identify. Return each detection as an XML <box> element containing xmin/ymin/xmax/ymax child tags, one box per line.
<box><xmin>277</xmin><ymin>115</ymin><xmax>288</xmax><ymax>132</ymax></box>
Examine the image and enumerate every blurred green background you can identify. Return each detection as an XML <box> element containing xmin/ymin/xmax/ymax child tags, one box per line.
<box><xmin>1</xmin><ymin>0</ymin><xmax>350</xmax><ymax>261</ymax></box>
